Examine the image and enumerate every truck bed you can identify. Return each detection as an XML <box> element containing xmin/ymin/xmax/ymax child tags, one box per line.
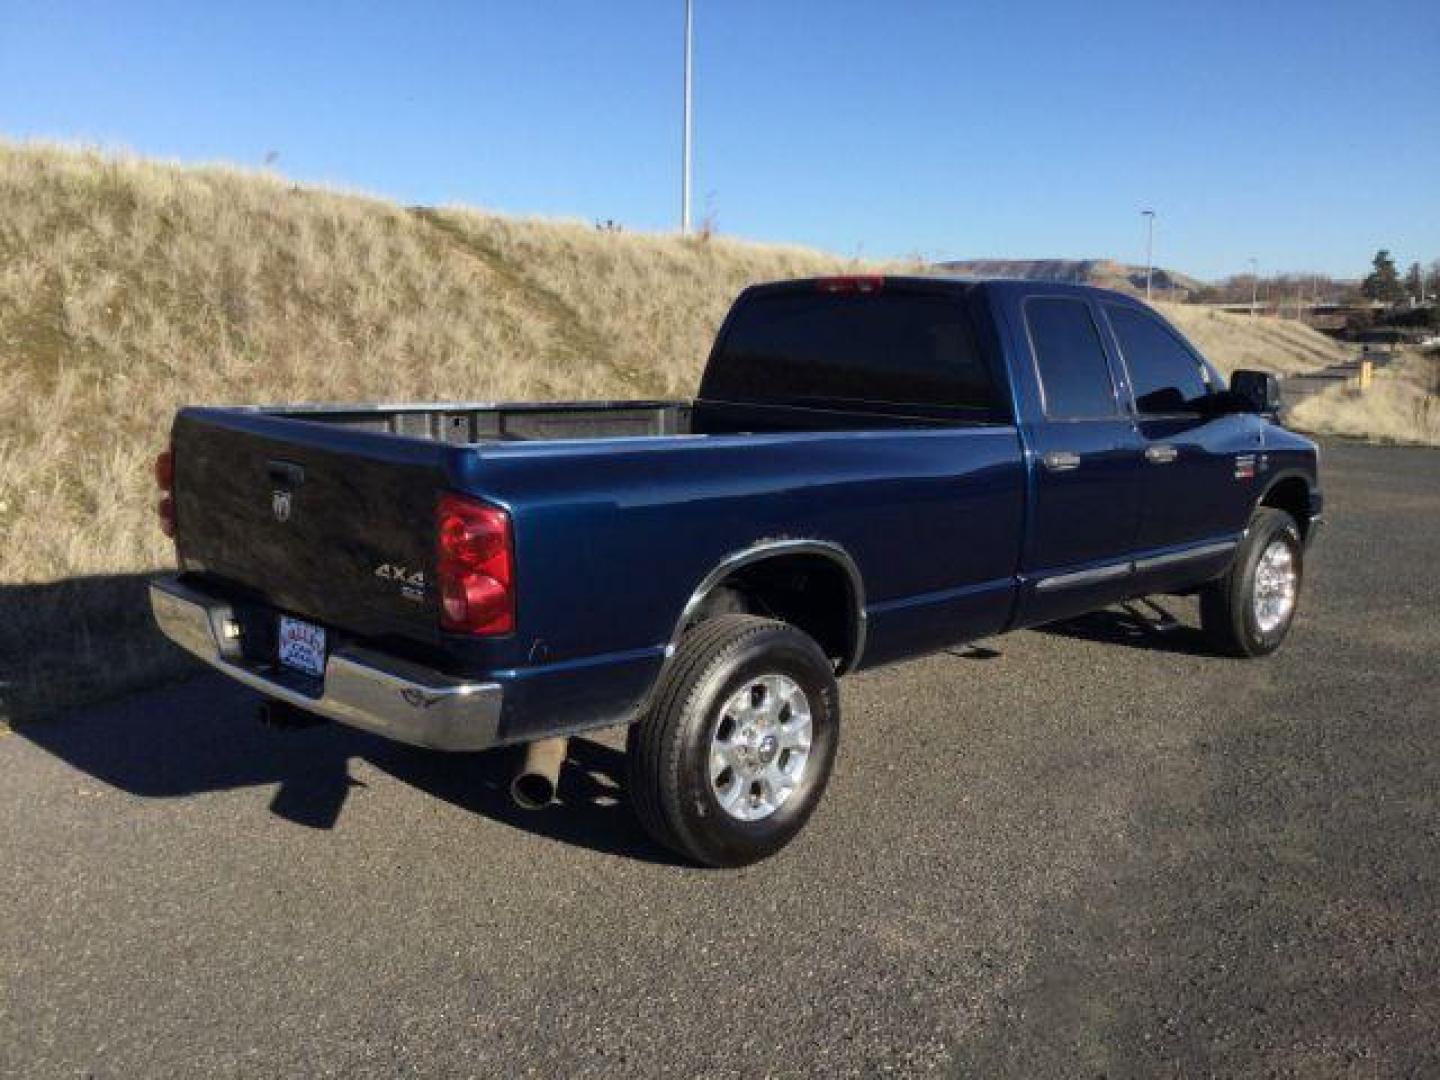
<box><xmin>168</xmin><ymin>396</ymin><xmax>1026</xmax><ymax>736</ymax></box>
<box><xmin>226</xmin><ymin>394</ymin><xmax>990</xmax><ymax>449</ymax></box>
<box><xmin>242</xmin><ymin>400</ymin><xmax>694</xmax><ymax>443</ymax></box>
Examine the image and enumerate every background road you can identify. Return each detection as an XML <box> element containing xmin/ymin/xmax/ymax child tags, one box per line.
<box><xmin>3</xmin><ymin>441</ymin><xmax>1437</xmax><ymax>1077</ymax></box>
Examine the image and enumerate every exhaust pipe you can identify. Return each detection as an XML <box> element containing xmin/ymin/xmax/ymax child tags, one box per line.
<box><xmin>511</xmin><ymin>737</ymin><xmax>568</xmax><ymax>809</ymax></box>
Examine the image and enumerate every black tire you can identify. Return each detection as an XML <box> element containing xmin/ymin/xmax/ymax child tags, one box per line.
<box><xmin>1200</xmin><ymin>507</ymin><xmax>1304</xmax><ymax>658</ymax></box>
<box><xmin>626</xmin><ymin>615</ymin><xmax>840</xmax><ymax>868</ymax></box>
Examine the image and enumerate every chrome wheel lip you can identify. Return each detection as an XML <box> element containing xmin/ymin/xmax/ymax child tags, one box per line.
<box><xmin>1253</xmin><ymin>538</ymin><xmax>1299</xmax><ymax>636</ymax></box>
<box><xmin>709</xmin><ymin>673</ymin><xmax>812</xmax><ymax>822</ymax></box>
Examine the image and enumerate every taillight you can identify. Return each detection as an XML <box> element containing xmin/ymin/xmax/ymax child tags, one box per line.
<box><xmin>155</xmin><ymin>449</ymin><xmax>174</xmax><ymax>490</ymax></box>
<box><xmin>436</xmin><ymin>493</ymin><xmax>514</xmax><ymax>635</ymax></box>
<box><xmin>815</xmin><ymin>275</ymin><xmax>884</xmax><ymax>294</ymax></box>
<box><xmin>155</xmin><ymin>448</ymin><xmax>176</xmax><ymax>539</ymax></box>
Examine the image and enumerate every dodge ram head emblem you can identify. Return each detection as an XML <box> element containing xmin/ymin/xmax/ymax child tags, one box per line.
<box><xmin>271</xmin><ymin>489</ymin><xmax>292</xmax><ymax>522</ymax></box>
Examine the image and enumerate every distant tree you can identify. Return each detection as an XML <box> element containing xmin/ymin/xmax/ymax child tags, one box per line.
<box><xmin>1425</xmin><ymin>259</ymin><xmax>1440</xmax><ymax>302</ymax></box>
<box><xmin>1361</xmin><ymin>249</ymin><xmax>1405</xmax><ymax>303</ymax></box>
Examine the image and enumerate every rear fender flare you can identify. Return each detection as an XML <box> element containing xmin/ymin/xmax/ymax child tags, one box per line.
<box><xmin>671</xmin><ymin>539</ymin><xmax>867</xmax><ymax>673</ymax></box>
<box><xmin>629</xmin><ymin>540</ymin><xmax>867</xmax><ymax>724</ymax></box>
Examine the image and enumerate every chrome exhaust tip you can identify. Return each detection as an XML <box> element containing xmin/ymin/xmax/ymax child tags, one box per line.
<box><xmin>510</xmin><ymin>736</ymin><xmax>568</xmax><ymax>809</ymax></box>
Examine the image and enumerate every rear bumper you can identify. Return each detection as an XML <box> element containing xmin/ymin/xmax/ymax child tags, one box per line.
<box><xmin>149</xmin><ymin>575</ymin><xmax>503</xmax><ymax>751</ymax></box>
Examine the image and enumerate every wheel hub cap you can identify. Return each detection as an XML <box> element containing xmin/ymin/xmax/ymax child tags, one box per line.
<box><xmin>1253</xmin><ymin>538</ymin><xmax>1298</xmax><ymax>635</ymax></box>
<box><xmin>709</xmin><ymin>674</ymin><xmax>813</xmax><ymax>822</ymax></box>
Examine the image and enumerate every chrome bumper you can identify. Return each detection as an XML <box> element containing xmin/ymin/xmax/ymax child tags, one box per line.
<box><xmin>149</xmin><ymin>575</ymin><xmax>503</xmax><ymax>751</ymax></box>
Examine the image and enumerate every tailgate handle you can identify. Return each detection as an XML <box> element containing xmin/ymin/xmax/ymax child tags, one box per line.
<box><xmin>266</xmin><ymin>460</ymin><xmax>306</xmax><ymax>488</ymax></box>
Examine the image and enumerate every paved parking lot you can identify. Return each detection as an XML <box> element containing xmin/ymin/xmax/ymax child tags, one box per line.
<box><xmin>3</xmin><ymin>440</ymin><xmax>1437</xmax><ymax>1077</ymax></box>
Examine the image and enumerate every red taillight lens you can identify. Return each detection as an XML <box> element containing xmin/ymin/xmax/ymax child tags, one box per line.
<box><xmin>155</xmin><ymin>447</ymin><xmax>176</xmax><ymax>539</ymax></box>
<box><xmin>436</xmin><ymin>493</ymin><xmax>514</xmax><ymax>635</ymax></box>
<box><xmin>815</xmin><ymin>275</ymin><xmax>884</xmax><ymax>294</ymax></box>
<box><xmin>154</xmin><ymin>449</ymin><xmax>174</xmax><ymax>492</ymax></box>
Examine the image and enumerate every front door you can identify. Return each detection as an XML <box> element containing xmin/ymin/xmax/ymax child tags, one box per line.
<box><xmin>1101</xmin><ymin>302</ymin><xmax>1259</xmax><ymax>587</ymax></box>
<box><xmin>1016</xmin><ymin>295</ymin><xmax>1143</xmax><ymax>625</ymax></box>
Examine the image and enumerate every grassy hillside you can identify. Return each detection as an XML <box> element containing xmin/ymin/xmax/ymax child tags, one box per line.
<box><xmin>1158</xmin><ymin>302</ymin><xmax>1351</xmax><ymax>377</ymax></box>
<box><xmin>0</xmin><ymin>142</ymin><xmax>1352</xmax><ymax>718</ymax></box>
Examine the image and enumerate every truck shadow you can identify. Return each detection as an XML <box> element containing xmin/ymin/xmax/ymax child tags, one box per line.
<box><xmin>1038</xmin><ymin>600</ymin><xmax>1215</xmax><ymax>656</ymax></box>
<box><xmin>14</xmin><ymin>675</ymin><xmax>686</xmax><ymax>866</ymax></box>
<box><xmin>0</xmin><ymin>572</ymin><xmax>198</xmax><ymax>721</ymax></box>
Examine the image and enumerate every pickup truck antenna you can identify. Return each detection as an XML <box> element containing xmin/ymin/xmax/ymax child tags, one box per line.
<box><xmin>1142</xmin><ymin>208</ymin><xmax>1156</xmax><ymax>300</ymax></box>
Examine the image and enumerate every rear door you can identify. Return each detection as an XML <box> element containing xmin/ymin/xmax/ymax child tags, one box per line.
<box><xmin>1101</xmin><ymin>302</ymin><xmax>1259</xmax><ymax>579</ymax></box>
<box><xmin>1015</xmin><ymin>295</ymin><xmax>1143</xmax><ymax>624</ymax></box>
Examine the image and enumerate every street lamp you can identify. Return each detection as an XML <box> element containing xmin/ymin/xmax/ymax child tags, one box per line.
<box><xmin>1141</xmin><ymin>209</ymin><xmax>1156</xmax><ymax>301</ymax></box>
<box><xmin>680</xmin><ymin>0</ymin><xmax>693</xmax><ymax>235</ymax></box>
<box><xmin>1248</xmin><ymin>257</ymin><xmax>1259</xmax><ymax>317</ymax></box>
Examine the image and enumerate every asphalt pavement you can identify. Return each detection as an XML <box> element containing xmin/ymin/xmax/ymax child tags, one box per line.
<box><xmin>3</xmin><ymin>439</ymin><xmax>1437</xmax><ymax>1078</ymax></box>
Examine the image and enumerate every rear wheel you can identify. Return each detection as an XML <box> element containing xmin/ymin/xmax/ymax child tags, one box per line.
<box><xmin>1200</xmin><ymin>507</ymin><xmax>1304</xmax><ymax>657</ymax></box>
<box><xmin>626</xmin><ymin>615</ymin><xmax>840</xmax><ymax>867</ymax></box>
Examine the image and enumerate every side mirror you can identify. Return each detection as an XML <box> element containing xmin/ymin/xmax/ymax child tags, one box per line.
<box><xmin>1229</xmin><ymin>369</ymin><xmax>1282</xmax><ymax>415</ymax></box>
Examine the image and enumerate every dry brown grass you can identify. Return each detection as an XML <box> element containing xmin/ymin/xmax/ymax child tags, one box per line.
<box><xmin>1290</xmin><ymin>352</ymin><xmax>1440</xmax><ymax>447</ymax></box>
<box><xmin>0</xmin><ymin>140</ymin><xmax>1352</xmax><ymax>718</ymax></box>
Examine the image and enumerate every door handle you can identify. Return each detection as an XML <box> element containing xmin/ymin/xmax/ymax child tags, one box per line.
<box><xmin>1144</xmin><ymin>444</ymin><xmax>1179</xmax><ymax>465</ymax></box>
<box><xmin>1042</xmin><ymin>450</ymin><xmax>1081</xmax><ymax>472</ymax></box>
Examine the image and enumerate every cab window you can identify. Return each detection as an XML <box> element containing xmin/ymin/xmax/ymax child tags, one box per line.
<box><xmin>1024</xmin><ymin>298</ymin><xmax>1120</xmax><ymax>419</ymax></box>
<box><xmin>704</xmin><ymin>290</ymin><xmax>1001</xmax><ymax>417</ymax></box>
<box><xmin>1106</xmin><ymin>305</ymin><xmax>1213</xmax><ymax>415</ymax></box>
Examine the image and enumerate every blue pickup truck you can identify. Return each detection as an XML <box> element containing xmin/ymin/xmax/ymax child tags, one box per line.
<box><xmin>150</xmin><ymin>277</ymin><xmax>1321</xmax><ymax>866</ymax></box>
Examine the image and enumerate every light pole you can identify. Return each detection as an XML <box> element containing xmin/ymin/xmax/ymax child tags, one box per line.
<box><xmin>680</xmin><ymin>0</ymin><xmax>693</xmax><ymax>235</ymax></box>
<box><xmin>1248</xmin><ymin>257</ymin><xmax>1259</xmax><ymax>317</ymax></box>
<box><xmin>1141</xmin><ymin>209</ymin><xmax>1156</xmax><ymax>301</ymax></box>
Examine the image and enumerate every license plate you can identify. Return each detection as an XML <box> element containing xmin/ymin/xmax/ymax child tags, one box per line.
<box><xmin>277</xmin><ymin>615</ymin><xmax>326</xmax><ymax>679</ymax></box>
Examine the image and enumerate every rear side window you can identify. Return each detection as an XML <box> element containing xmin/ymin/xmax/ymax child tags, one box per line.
<box><xmin>701</xmin><ymin>291</ymin><xmax>1001</xmax><ymax>416</ymax></box>
<box><xmin>1106</xmin><ymin>305</ymin><xmax>1212</xmax><ymax>414</ymax></box>
<box><xmin>1024</xmin><ymin>298</ymin><xmax>1119</xmax><ymax>419</ymax></box>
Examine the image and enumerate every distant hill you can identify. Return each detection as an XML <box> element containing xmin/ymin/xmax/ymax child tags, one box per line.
<box><xmin>933</xmin><ymin>258</ymin><xmax>1203</xmax><ymax>296</ymax></box>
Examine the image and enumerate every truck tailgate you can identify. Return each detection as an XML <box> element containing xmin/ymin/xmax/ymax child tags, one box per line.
<box><xmin>171</xmin><ymin>408</ymin><xmax>457</xmax><ymax>644</ymax></box>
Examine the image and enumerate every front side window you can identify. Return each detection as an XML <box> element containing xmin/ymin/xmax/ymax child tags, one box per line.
<box><xmin>1106</xmin><ymin>305</ymin><xmax>1212</xmax><ymax>414</ymax></box>
<box><xmin>1024</xmin><ymin>298</ymin><xmax>1119</xmax><ymax>419</ymax></box>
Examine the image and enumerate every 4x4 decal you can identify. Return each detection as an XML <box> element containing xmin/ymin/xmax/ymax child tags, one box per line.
<box><xmin>375</xmin><ymin>563</ymin><xmax>426</xmax><ymax>602</ymax></box>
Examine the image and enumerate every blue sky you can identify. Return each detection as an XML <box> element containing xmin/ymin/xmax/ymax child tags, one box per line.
<box><xmin>2</xmin><ymin>0</ymin><xmax>1436</xmax><ymax>280</ymax></box>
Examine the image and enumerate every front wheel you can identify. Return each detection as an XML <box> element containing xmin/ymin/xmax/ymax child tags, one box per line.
<box><xmin>1200</xmin><ymin>507</ymin><xmax>1304</xmax><ymax>657</ymax></box>
<box><xmin>627</xmin><ymin>615</ymin><xmax>840</xmax><ymax>868</ymax></box>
